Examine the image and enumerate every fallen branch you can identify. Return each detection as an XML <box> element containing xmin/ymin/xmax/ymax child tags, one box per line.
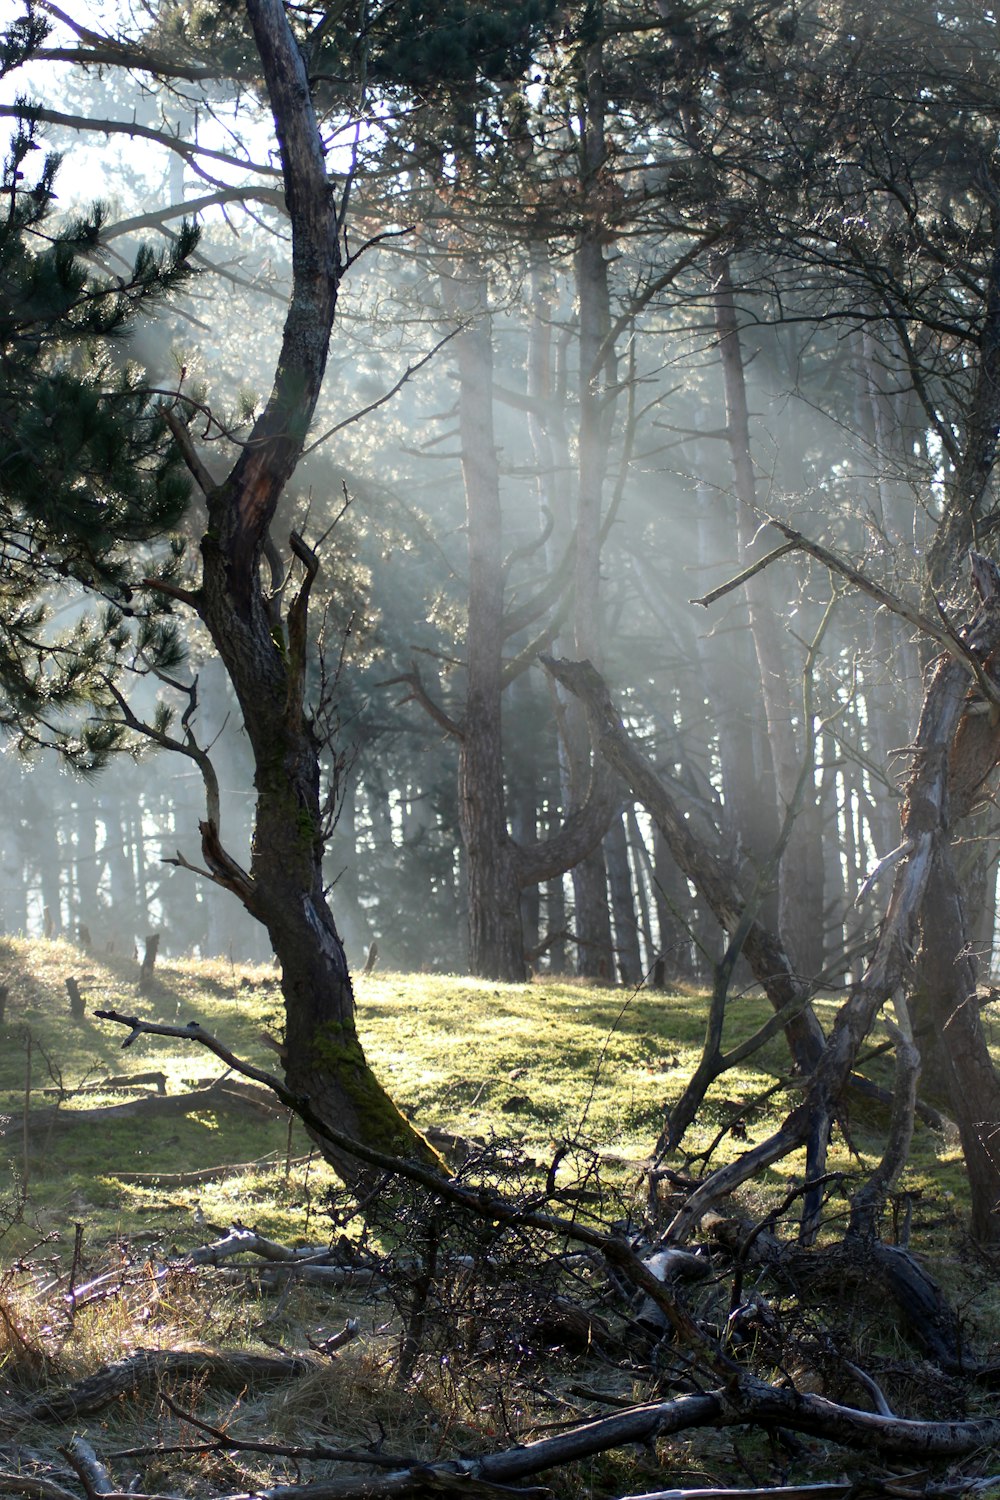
<box><xmin>92</xmin><ymin>1008</ymin><xmax>728</xmax><ymax>1366</ymax></box>
<box><xmin>115</xmin><ymin>1151</ymin><xmax>312</xmax><ymax>1186</ymax></box>
<box><xmin>27</xmin><ymin>1349</ymin><xmax>317</xmax><ymax>1422</ymax></box>
<box><xmin>36</xmin><ymin>1072</ymin><xmax>168</xmax><ymax>1099</ymax></box>
<box><xmin>186</xmin><ymin>1228</ymin><xmax>337</xmax><ymax>1266</ymax></box>
<box><xmin>0</xmin><ymin>1077</ymin><xmax>283</xmax><ymax>1140</ymax></box>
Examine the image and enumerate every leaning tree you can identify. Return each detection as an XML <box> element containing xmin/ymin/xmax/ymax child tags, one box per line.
<box><xmin>4</xmin><ymin>0</ymin><xmax>446</xmax><ymax>1181</ymax></box>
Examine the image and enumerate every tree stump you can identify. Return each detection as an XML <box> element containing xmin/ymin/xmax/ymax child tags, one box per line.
<box><xmin>139</xmin><ymin>933</ymin><xmax>160</xmax><ymax>992</ymax></box>
<box><xmin>66</xmin><ymin>977</ymin><xmax>85</xmax><ymax>1020</ymax></box>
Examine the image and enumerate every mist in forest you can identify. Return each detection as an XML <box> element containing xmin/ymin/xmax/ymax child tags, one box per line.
<box><xmin>0</xmin><ymin>0</ymin><xmax>988</xmax><ymax>993</ymax></box>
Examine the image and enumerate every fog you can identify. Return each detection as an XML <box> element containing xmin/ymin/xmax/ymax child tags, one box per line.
<box><xmin>0</xmin><ymin>1</ymin><xmax>988</xmax><ymax>990</ymax></box>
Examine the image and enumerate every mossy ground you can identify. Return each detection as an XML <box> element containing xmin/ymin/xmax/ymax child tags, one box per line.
<box><xmin>0</xmin><ymin>937</ymin><xmax>980</xmax><ymax>1255</ymax></box>
<box><xmin>0</xmin><ymin>938</ymin><xmax>996</xmax><ymax>1498</ymax></box>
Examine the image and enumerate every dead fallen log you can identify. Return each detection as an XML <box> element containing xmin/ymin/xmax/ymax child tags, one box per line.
<box><xmin>187</xmin><ymin>1229</ymin><xmax>336</xmax><ymax>1266</ymax></box>
<box><xmin>10</xmin><ymin>1375</ymin><xmax>1000</xmax><ymax>1498</ymax></box>
<box><xmin>617</xmin><ymin>1489</ymin><xmax>856</xmax><ymax>1500</ymax></box>
<box><xmin>120</xmin><ymin>1382</ymin><xmax>1000</xmax><ymax>1497</ymax></box>
<box><xmin>0</xmin><ymin>1077</ymin><xmax>285</xmax><ymax>1140</ymax></box>
<box><xmin>37</xmin><ymin>1072</ymin><xmax>168</xmax><ymax>1099</ymax></box>
<box><xmin>26</xmin><ymin>1349</ymin><xmax>317</xmax><ymax>1422</ymax></box>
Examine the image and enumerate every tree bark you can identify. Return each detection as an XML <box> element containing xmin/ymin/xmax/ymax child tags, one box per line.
<box><xmin>712</xmin><ymin>253</ymin><xmax>819</xmax><ymax>980</ymax></box>
<box><xmin>605</xmin><ymin>807</ymin><xmax>643</xmax><ymax>985</ymax></box>
<box><xmin>915</xmin><ymin>843</ymin><xmax>1000</xmax><ymax>1242</ymax></box>
<box><xmin>567</xmin><ymin>24</ymin><xmax>616</xmax><ymax>980</ymax></box>
<box><xmin>163</xmin><ymin>0</ymin><xmax>445</xmax><ymax>1182</ymax></box>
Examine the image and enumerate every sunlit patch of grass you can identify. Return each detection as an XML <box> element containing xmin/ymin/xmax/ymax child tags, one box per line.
<box><xmin>0</xmin><ymin>942</ymin><xmax>992</xmax><ymax>1499</ymax></box>
<box><xmin>0</xmin><ymin>937</ymin><xmax>987</xmax><ymax>1266</ymax></box>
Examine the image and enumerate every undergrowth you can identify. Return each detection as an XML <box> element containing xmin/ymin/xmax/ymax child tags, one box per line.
<box><xmin>0</xmin><ymin>938</ymin><xmax>996</xmax><ymax>1497</ymax></box>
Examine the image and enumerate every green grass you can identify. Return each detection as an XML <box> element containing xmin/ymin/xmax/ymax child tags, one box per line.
<box><xmin>0</xmin><ymin>938</ymin><xmax>996</xmax><ymax>1499</ymax></box>
<box><xmin>0</xmin><ymin>936</ymin><xmax>978</xmax><ymax>1261</ymax></box>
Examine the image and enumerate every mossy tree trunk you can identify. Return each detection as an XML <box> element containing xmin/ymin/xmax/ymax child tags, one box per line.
<box><xmin>163</xmin><ymin>0</ymin><xmax>443</xmax><ymax>1183</ymax></box>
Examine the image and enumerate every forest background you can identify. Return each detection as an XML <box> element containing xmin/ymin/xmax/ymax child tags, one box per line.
<box><xmin>3</xmin><ymin>0</ymin><xmax>975</xmax><ymax>993</ymax></box>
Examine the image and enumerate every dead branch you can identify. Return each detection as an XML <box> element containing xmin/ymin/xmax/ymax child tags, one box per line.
<box><xmin>91</xmin><ymin>1007</ymin><xmax>725</xmax><ymax>1364</ymax></box>
<box><xmin>114</xmin><ymin>1150</ymin><xmax>309</xmax><ymax>1186</ymax></box>
<box><xmin>692</xmin><ymin>520</ymin><xmax>991</xmax><ymax>691</ymax></box>
<box><xmin>541</xmin><ymin>606</ymin><xmax>1000</xmax><ymax>1244</ymax></box>
<box><xmin>28</xmin><ymin>1350</ymin><xmax>317</xmax><ymax>1422</ymax></box>
<box><xmin>36</xmin><ymin>1071</ymin><xmax>167</xmax><ymax>1099</ymax></box>
<box><xmin>61</xmin><ymin>1438</ymin><xmax>111</xmax><ymax>1500</ymax></box>
<box><xmin>0</xmin><ymin>1076</ymin><xmax>283</xmax><ymax>1140</ymax></box>
<box><xmin>378</xmin><ymin>663</ymin><xmax>464</xmax><ymax>740</ymax></box>
<box><xmin>690</xmin><ymin>541</ymin><xmax>798</xmax><ymax>607</ymax></box>
<box><xmin>186</xmin><ymin>1228</ymin><xmax>336</xmax><ymax>1266</ymax></box>
<box><xmin>0</xmin><ymin>1476</ymin><xmax>79</xmax><ymax>1500</ymax></box>
<box><xmin>147</xmin><ymin>1385</ymin><xmax>404</xmax><ymax>1470</ymax></box>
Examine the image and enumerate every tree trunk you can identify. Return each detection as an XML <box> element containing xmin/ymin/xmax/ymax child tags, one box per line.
<box><xmin>545</xmin><ymin>657</ymin><xmax>827</xmax><ymax>1075</ymax></box>
<box><xmin>712</xmin><ymin>253</ymin><xmax>819</xmax><ymax>979</ymax></box>
<box><xmin>450</xmin><ymin>276</ymin><xmax>527</xmax><ymax>980</ymax></box>
<box><xmin>163</xmin><ymin>0</ymin><xmax>446</xmax><ymax>1183</ymax></box>
<box><xmin>917</xmin><ymin>844</ymin><xmax>1000</xmax><ymax>1243</ymax></box>
<box><xmin>605</xmin><ymin>808</ymin><xmax>642</xmax><ymax>986</ymax></box>
<box><xmin>568</xmin><ymin>29</ymin><xmax>616</xmax><ymax>981</ymax></box>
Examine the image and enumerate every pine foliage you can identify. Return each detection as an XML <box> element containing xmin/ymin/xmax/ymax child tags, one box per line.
<box><xmin>0</xmin><ymin>20</ymin><xmax>198</xmax><ymax>769</ymax></box>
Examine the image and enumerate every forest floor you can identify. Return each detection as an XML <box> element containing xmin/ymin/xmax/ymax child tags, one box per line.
<box><xmin>0</xmin><ymin>937</ymin><xmax>997</xmax><ymax>1499</ymax></box>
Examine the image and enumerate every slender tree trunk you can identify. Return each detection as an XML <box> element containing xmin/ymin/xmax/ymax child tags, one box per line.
<box><xmin>568</xmin><ymin>29</ymin><xmax>616</xmax><ymax>981</ymax></box>
<box><xmin>712</xmin><ymin>253</ymin><xmax>819</xmax><ymax>979</ymax></box>
<box><xmin>404</xmin><ymin>239</ymin><xmax>616</xmax><ymax>980</ymax></box>
<box><xmin>449</xmin><ymin>276</ymin><xmax>527</xmax><ymax>980</ymax></box>
<box><xmin>627</xmin><ymin>807</ymin><xmax>656</xmax><ymax>974</ymax></box>
<box><xmin>605</xmin><ymin>809</ymin><xmax>642</xmax><ymax>986</ymax></box>
<box><xmin>691</xmin><ymin>476</ymin><xmax>780</xmax><ymax>927</ymax></box>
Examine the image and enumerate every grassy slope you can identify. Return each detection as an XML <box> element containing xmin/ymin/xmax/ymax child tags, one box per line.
<box><xmin>0</xmin><ymin>938</ymin><xmax>994</xmax><ymax>1499</ymax></box>
<box><xmin>0</xmin><ymin>936</ymin><xmax>974</xmax><ymax>1257</ymax></box>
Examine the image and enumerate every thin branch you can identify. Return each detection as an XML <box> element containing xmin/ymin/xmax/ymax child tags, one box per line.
<box><xmin>0</xmin><ymin>105</ymin><xmax>283</xmax><ymax>178</ymax></box>
<box><xmin>101</xmin><ymin>677</ymin><xmax>221</xmax><ymax>828</ymax></box>
<box><xmin>101</xmin><ymin>189</ymin><xmax>284</xmax><ymax>240</ymax></box>
<box><xmin>379</xmin><ymin>664</ymin><xmax>464</xmax><ymax>741</ymax></box>
<box><xmin>91</xmin><ymin>1007</ymin><xmax>722</xmax><ymax>1361</ymax></box>
<box><xmin>162</xmin><ymin>406</ymin><xmax>219</xmax><ymax>499</ymax></box>
<box><xmin>302</xmin><ymin>328</ymin><xmax>461</xmax><ymax>456</ymax></box>
<box><xmin>690</xmin><ymin>542</ymin><xmax>797</xmax><ymax>607</ymax></box>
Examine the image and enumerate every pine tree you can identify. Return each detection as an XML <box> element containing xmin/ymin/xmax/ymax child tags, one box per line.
<box><xmin>0</xmin><ymin>38</ymin><xmax>198</xmax><ymax>766</ymax></box>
